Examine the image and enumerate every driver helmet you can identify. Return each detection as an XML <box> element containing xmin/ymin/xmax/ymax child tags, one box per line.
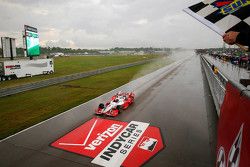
<box><xmin>113</xmin><ymin>99</ymin><xmax>119</xmax><ymax>102</ymax></box>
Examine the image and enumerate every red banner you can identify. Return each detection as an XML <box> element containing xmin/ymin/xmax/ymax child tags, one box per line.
<box><xmin>216</xmin><ymin>83</ymin><xmax>250</xmax><ymax>167</ymax></box>
<box><xmin>51</xmin><ymin>118</ymin><xmax>165</xmax><ymax>167</ymax></box>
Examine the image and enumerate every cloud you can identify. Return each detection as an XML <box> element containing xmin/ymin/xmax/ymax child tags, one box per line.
<box><xmin>44</xmin><ymin>39</ymin><xmax>75</xmax><ymax>48</ymax></box>
<box><xmin>0</xmin><ymin>0</ymin><xmax>222</xmax><ymax>49</ymax></box>
<box><xmin>133</xmin><ymin>19</ymin><xmax>148</xmax><ymax>25</ymax></box>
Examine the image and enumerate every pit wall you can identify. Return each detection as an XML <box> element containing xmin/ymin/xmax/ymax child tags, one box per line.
<box><xmin>201</xmin><ymin>56</ymin><xmax>250</xmax><ymax>167</ymax></box>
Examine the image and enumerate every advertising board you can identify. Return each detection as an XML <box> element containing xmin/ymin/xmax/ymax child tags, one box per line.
<box><xmin>51</xmin><ymin>118</ymin><xmax>165</xmax><ymax>167</ymax></box>
<box><xmin>24</xmin><ymin>25</ymin><xmax>40</xmax><ymax>57</ymax></box>
<box><xmin>216</xmin><ymin>83</ymin><xmax>250</xmax><ymax>167</ymax></box>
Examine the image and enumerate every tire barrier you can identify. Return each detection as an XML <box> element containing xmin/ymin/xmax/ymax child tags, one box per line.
<box><xmin>201</xmin><ymin>55</ymin><xmax>250</xmax><ymax>167</ymax></box>
<box><xmin>0</xmin><ymin>59</ymin><xmax>154</xmax><ymax>98</ymax></box>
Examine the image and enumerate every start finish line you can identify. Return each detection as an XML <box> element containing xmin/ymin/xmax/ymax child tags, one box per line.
<box><xmin>51</xmin><ymin>118</ymin><xmax>165</xmax><ymax>167</ymax></box>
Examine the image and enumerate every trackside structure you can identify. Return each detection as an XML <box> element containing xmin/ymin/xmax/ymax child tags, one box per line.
<box><xmin>0</xmin><ymin>59</ymin><xmax>54</xmax><ymax>81</ymax></box>
<box><xmin>0</xmin><ymin>25</ymin><xmax>54</xmax><ymax>81</ymax></box>
<box><xmin>201</xmin><ymin>55</ymin><xmax>250</xmax><ymax>167</ymax></box>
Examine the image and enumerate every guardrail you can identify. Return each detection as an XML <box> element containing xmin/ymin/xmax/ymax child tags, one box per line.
<box><xmin>200</xmin><ymin>56</ymin><xmax>228</xmax><ymax>116</ymax></box>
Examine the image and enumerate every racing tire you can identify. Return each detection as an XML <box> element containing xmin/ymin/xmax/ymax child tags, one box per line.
<box><xmin>99</xmin><ymin>103</ymin><xmax>105</xmax><ymax>109</ymax></box>
<box><xmin>116</xmin><ymin>105</ymin><xmax>122</xmax><ymax>113</ymax></box>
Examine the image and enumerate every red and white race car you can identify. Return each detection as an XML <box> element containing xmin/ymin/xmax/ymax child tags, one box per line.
<box><xmin>95</xmin><ymin>91</ymin><xmax>135</xmax><ymax>117</ymax></box>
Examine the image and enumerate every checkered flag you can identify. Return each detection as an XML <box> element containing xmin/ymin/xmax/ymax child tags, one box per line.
<box><xmin>184</xmin><ymin>0</ymin><xmax>250</xmax><ymax>36</ymax></box>
<box><xmin>227</xmin><ymin>124</ymin><xmax>243</xmax><ymax>167</ymax></box>
<box><xmin>216</xmin><ymin>147</ymin><xmax>226</xmax><ymax>167</ymax></box>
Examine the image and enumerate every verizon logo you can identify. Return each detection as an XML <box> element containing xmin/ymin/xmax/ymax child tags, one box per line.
<box><xmin>85</xmin><ymin>124</ymin><xmax>123</xmax><ymax>150</ymax></box>
<box><xmin>52</xmin><ymin>118</ymin><xmax>164</xmax><ymax>167</ymax></box>
<box><xmin>59</xmin><ymin>120</ymin><xmax>123</xmax><ymax>151</ymax></box>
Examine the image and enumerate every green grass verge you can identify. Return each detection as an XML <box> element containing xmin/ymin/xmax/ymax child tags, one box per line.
<box><xmin>0</xmin><ymin>57</ymin><xmax>173</xmax><ymax>139</ymax></box>
<box><xmin>0</xmin><ymin>54</ymin><xmax>159</xmax><ymax>89</ymax></box>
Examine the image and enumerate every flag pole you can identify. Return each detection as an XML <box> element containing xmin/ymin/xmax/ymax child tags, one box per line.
<box><xmin>236</xmin><ymin>43</ymin><xmax>248</xmax><ymax>52</ymax></box>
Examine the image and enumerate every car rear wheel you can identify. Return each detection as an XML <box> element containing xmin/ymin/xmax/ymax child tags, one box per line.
<box><xmin>116</xmin><ymin>106</ymin><xmax>122</xmax><ymax>113</ymax></box>
<box><xmin>99</xmin><ymin>103</ymin><xmax>105</xmax><ymax>109</ymax></box>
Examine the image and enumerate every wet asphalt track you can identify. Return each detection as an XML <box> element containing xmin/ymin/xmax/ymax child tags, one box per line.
<box><xmin>0</xmin><ymin>51</ymin><xmax>218</xmax><ymax>167</ymax></box>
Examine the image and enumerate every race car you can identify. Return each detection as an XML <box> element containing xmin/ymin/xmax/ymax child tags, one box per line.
<box><xmin>95</xmin><ymin>91</ymin><xmax>135</xmax><ymax>117</ymax></box>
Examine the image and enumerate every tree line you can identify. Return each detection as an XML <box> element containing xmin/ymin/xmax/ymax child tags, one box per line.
<box><xmin>0</xmin><ymin>47</ymin><xmax>171</xmax><ymax>56</ymax></box>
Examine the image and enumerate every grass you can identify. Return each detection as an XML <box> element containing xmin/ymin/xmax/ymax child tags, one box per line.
<box><xmin>0</xmin><ymin>54</ymin><xmax>159</xmax><ymax>89</ymax></box>
<box><xmin>0</xmin><ymin>57</ymin><xmax>173</xmax><ymax>139</ymax></box>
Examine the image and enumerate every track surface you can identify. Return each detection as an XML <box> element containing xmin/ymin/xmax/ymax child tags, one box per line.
<box><xmin>0</xmin><ymin>51</ymin><xmax>217</xmax><ymax>167</ymax></box>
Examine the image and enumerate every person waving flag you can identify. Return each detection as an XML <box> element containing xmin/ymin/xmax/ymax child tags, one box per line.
<box><xmin>184</xmin><ymin>0</ymin><xmax>250</xmax><ymax>50</ymax></box>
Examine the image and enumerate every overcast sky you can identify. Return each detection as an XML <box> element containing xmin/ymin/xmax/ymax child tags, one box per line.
<box><xmin>0</xmin><ymin>0</ymin><xmax>223</xmax><ymax>49</ymax></box>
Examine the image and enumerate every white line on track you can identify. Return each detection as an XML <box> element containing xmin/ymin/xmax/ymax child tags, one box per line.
<box><xmin>58</xmin><ymin>119</ymin><xmax>97</xmax><ymax>146</ymax></box>
<box><xmin>83</xmin><ymin>119</ymin><xmax>97</xmax><ymax>146</ymax></box>
<box><xmin>58</xmin><ymin>143</ymin><xmax>85</xmax><ymax>146</ymax></box>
